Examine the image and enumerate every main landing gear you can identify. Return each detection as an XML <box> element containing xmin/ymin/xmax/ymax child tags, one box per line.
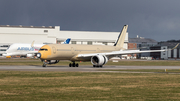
<box><xmin>69</xmin><ymin>62</ymin><xmax>79</xmax><ymax>67</ymax></box>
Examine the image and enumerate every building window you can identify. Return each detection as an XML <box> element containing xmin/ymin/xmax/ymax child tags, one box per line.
<box><xmin>102</xmin><ymin>42</ymin><xmax>107</xmax><ymax>45</ymax></box>
<box><xmin>0</xmin><ymin>45</ymin><xmax>9</xmax><ymax>47</ymax></box>
<box><xmin>71</xmin><ymin>41</ymin><xmax>76</xmax><ymax>44</ymax></box>
<box><xmin>142</xmin><ymin>42</ymin><xmax>147</xmax><ymax>44</ymax></box>
<box><xmin>44</xmin><ymin>30</ymin><xmax>48</xmax><ymax>33</ymax></box>
<box><xmin>87</xmin><ymin>41</ymin><xmax>92</xmax><ymax>45</ymax></box>
<box><xmin>0</xmin><ymin>49</ymin><xmax>6</xmax><ymax>51</ymax></box>
<box><xmin>56</xmin><ymin>40</ymin><xmax>63</xmax><ymax>44</ymax></box>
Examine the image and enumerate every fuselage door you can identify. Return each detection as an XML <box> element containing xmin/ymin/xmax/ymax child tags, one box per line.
<box><xmin>97</xmin><ymin>48</ymin><xmax>101</xmax><ymax>52</ymax></box>
<box><xmin>52</xmin><ymin>46</ymin><xmax>56</xmax><ymax>54</ymax></box>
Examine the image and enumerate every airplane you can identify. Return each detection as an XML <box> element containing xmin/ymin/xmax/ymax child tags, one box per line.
<box><xmin>2</xmin><ymin>38</ymin><xmax>71</xmax><ymax>58</ymax></box>
<box><xmin>36</xmin><ymin>25</ymin><xmax>168</xmax><ymax>67</ymax></box>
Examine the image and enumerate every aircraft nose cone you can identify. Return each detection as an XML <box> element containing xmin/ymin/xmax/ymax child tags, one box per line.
<box><xmin>37</xmin><ymin>53</ymin><xmax>41</xmax><ymax>58</ymax></box>
<box><xmin>2</xmin><ymin>54</ymin><xmax>6</xmax><ymax>56</ymax></box>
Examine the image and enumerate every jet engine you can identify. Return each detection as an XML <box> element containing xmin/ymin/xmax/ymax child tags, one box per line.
<box><xmin>27</xmin><ymin>54</ymin><xmax>34</xmax><ymax>58</ymax></box>
<box><xmin>91</xmin><ymin>55</ymin><xmax>108</xmax><ymax>66</ymax></box>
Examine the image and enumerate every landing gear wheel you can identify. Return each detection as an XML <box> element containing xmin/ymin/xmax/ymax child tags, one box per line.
<box><xmin>72</xmin><ymin>63</ymin><xmax>75</xmax><ymax>67</ymax></box>
<box><xmin>75</xmin><ymin>63</ymin><xmax>79</xmax><ymax>67</ymax></box>
<box><xmin>42</xmin><ymin>64</ymin><xmax>46</xmax><ymax>67</ymax></box>
<box><xmin>42</xmin><ymin>60</ymin><xmax>47</xmax><ymax>67</ymax></box>
<box><xmin>69</xmin><ymin>62</ymin><xmax>79</xmax><ymax>67</ymax></box>
<box><xmin>69</xmin><ymin>63</ymin><xmax>72</xmax><ymax>67</ymax></box>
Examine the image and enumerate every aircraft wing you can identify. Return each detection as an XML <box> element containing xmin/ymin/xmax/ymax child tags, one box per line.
<box><xmin>78</xmin><ymin>43</ymin><xmax>179</xmax><ymax>58</ymax></box>
<box><xmin>31</xmin><ymin>41</ymin><xmax>41</xmax><ymax>50</ymax></box>
<box><xmin>77</xmin><ymin>50</ymin><xmax>166</xmax><ymax>57</ymax></box>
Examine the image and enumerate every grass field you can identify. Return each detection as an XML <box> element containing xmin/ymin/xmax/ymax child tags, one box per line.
<box><xmin>0</xmin><ymin>71</ymin><xmax>180</xmax><ymax>101</ymax></box>
<box><xmin>102</xmin><ymin>69</ymin><xmax>180</xmax><ymax>73</ymax></box>
<box><xmin>1</xmin><ymin>59</ymin><xmax>180</xmax><ymax>100</ymax></box>
<box><xmin>1</xmin><ymin>58</ymin><xmax>180</xmax><ymax>66</ymax></box>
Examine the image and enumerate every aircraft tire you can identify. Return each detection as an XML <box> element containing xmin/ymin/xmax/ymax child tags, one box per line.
<box><xmin>69</xmin><ymin>63</ymin><xmax>72</xmax><ymax>67</ymax></box>
<box><xmin>72</xmin><ymin>63</ymin><xmax>75</xmax><ymax>67</ymax></box>
<box><xmin>42</xmin><ymin>64</ymin><xmax>46</xmax><ymax>67</ymax></box>
<box><xmin>75</xmin><ymin>63</ymin><xmax>79</xmax><ymax>67</ymax></box>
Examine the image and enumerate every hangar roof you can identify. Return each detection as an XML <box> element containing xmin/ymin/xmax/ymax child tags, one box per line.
<box><xmin>129</xmin><ymin>38</ymin><xmax>157</xmax><ymax>43</ymax></box>
<box><xmin>0</xmin><ymin>25</ymin><xmax>55</xmax><ymax>29</ymax></box>
<box><xmin>157</xmin><ymin>42</ymin><xmax>180</xmax><ymax>48</ymax></box>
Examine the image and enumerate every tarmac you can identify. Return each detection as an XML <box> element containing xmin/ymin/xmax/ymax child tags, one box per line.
<box><xmin>0</xmin><ymin>65</ymin><xmax>180</xmax><ymax>74</ymax></box>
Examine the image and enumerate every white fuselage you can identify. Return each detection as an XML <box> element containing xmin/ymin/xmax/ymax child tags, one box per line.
<box><xmin>3</xmin><ymin>43</ymin><xmax>44</xmax><ymax>56</ymax></box>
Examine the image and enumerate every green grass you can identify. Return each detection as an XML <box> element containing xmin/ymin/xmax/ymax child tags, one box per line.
<box><xmin>106</xmin><ymin>60</ymin><xmax>180</xmax><ymax>66</ymax></box>
<box><xmin>1</xmin><ymin>58</ymin><xmax>180</xmax><ymax>66</ymax></box>
<box><xmin>0</xmin><ymin>71</ymin><xmax>180</xmax><ymax>100</ymax></box>
<box><xmin>101</xmin><ymin>69</ymin><xmax>180</xmax><ymax>73</ymax></box>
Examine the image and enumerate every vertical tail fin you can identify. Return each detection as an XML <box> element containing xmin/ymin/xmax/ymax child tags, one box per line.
<box><xmin>63</xmin><ymin>38</ymin><xmax>71</xmax><ymax>44</ymax></box>
<box><xmin>114</xmin><ymin>25</ymin><xmax>128</xmax><ymax>49</ymax></box>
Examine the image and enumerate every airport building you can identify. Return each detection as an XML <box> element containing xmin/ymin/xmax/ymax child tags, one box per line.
<box><xmin>0</xmin><ymin>25</ymin><xmax>128</xmax><ymax>56</ymax></box>
<box><xmin>129</xmin><ymin>37</ymin><xmax>180</xmax><ymax>60</ymax></box>
<box><xmin>150</xmin><ymin>41</ymin><xmax>180</xmax><ymax>60</ymax></box>
<box><xmin>129</xmin><ymin>36</ymin><xmax>158</xmax><ymax>58</ymax></box>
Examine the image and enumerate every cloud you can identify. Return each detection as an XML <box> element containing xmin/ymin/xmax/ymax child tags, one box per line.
<box><xmin>0</xmin><ymin>0</ymin><xmax>180</xmax><ymax>41</ymax></box>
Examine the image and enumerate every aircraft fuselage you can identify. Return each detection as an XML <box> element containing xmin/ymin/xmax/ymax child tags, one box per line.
<box><xmin>39</xmin><ymin>44</ymin><xmax>121</xmax><ymax>61</ymax></box>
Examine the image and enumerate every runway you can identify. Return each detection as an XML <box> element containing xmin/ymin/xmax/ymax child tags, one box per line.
<box><xmin>0</xmin><ymin>65</ymin><xmax>180</xmax><ymax>72</ymax></box>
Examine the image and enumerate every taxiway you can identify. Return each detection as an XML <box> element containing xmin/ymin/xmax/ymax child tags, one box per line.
<box><xmin>0</xmin><ymin>65</ymin><xmax>180</xmax><ymax>72</ymax></box>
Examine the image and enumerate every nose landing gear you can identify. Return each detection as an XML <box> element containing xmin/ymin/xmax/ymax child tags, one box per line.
<box><xmin>42</xmin><ymin>60</ymin><xmax>47</xmax><ymax>67</ymax></box>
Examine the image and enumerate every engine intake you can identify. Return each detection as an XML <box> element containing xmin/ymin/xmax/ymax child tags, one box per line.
<box><xmin>91</xmin><ymin>55</ymin><xmax>108</xmax><ymax>66</ymax></box>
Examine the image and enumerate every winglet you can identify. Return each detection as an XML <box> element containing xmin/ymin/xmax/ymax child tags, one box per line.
<box><xmin>171</xmin><ymin>43</ymin><xmax>179</xmax><ymax>50</ymax></box>
<box><xmin>31</xmin><ymin>40</ymin><xmax>35</xmax><ymax>47</ymax></box>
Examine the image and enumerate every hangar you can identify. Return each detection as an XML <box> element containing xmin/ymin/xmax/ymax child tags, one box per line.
<box><xmin>0</xmin><ymin>25</ymin><xmax>128</xmax><ymax>56</ymax></box>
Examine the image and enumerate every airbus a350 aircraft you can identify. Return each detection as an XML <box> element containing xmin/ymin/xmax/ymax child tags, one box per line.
<box><xmin>2</xmin><ymin>38</ymin><xmax>71</xmax><ymax>58</ymax></box>
<box><xmin>37</xmin><ymin>25</ymin><xmax>167</xmax><ymax>67</ymax></box>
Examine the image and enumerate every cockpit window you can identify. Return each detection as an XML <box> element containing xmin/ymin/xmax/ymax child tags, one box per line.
<box><xmin>39</xmin><ymin>48</ymin><xmax>48</xmax><ymax>51</ymax></box>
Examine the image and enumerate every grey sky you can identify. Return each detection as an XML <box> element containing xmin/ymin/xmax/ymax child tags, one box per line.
<box><xmin>0</xmin><ymin>0</ymin><xmax>180</xmax><ymax>41</ymax></box>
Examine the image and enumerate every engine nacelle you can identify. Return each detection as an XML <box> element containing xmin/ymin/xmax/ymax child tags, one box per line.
<box><xmin>46</xmin><ymin>60</ymin><xmax>59</xmax><ymax>64</ymax></box>
<box><xmin>91</xmin><ymin>55</ymin><xmax>108</xmax><ymax>66</ymax></box>
<box><xmin>27</xmin><ymin>54</ymin><xmax>34</xmax><ymax>58</ymax></box>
